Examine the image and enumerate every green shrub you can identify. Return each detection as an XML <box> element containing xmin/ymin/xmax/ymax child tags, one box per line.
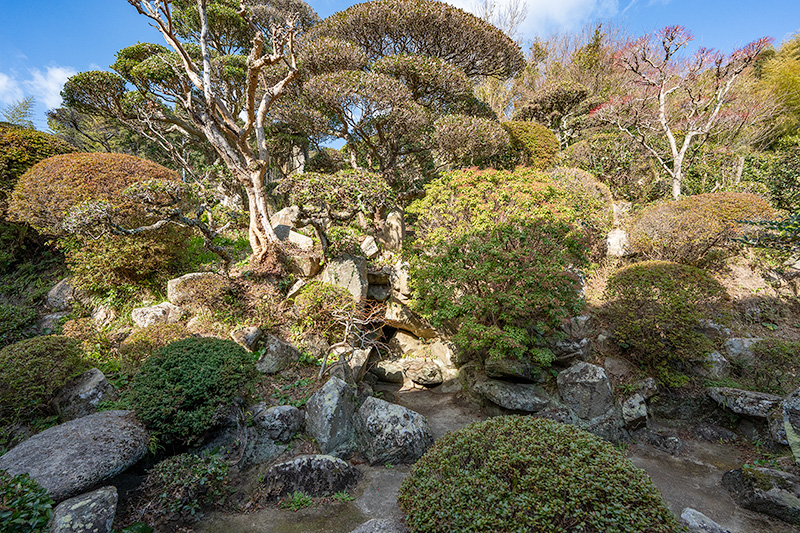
<box><xmin>8</xmin><ymin>153</ymin><xmax>191</xmax><ymax>294</ymax></box>
<box><xmin>602</xmin><ymin>261</ymin><xmax>728</xmax><ymax>384</ymax></box>
<box><xmin>0</xmin><ymin>304</ymin><xmax>36</xmax><ymax>348</ymax></box>
<box><xmin>432</xmin><ymin>114</ymin><xmax>511</xmax><ymax>169</ymax></box>
<box><xmin>0</xmin><ymin>122</ymin><xmax>74</xmax><ymax>213</ymax></box>
<box><xmin>133</xmin><ymin>452</ymin><xmax>229</xmax><ymax>527</ymax></box>
<box><xmin>0</xmin><ymin>470</ymin><xmax>54</xmax><ymax>533</ymax></box>
<box><xmin>629</xmin><ymin>192</ymin><xmax>775</xmax><ymax>268</ymax></box>
<box><xmin>117</xmin><ymin>323</ymin><xmax>194</xmax><ymax>375</ymax></box>
<box><xmin>397</xmin><ymin>416</ymin><xmax>681</xmax><ymax>532</ymax></box>
<box><xmin>292</xmin><ymin>281</ymin><xmax>355</xmax><ymax>344</ymax></box>
<box><xmin>305</xmin><ymin>148</ymin><xmax>347</xmax><ymax>174</ymax></box>
<box><xmin>128</xmin><ymin>337</ymin><xmax>257</xmax><ymax>447</ymax></box>
<box><xmin>499</xmin><ymin>120</ymin><xmax>559</xmax><ymax>170</ymax></box>
<box><xmin>743</xmin><ymin>143</ymin><xmax>800</xmax><ymax>210</ymax></box>
<box><xmin>0</xmin><ymin>336</ymin><xmax>89</xmax><ymax>423</ymax></box>
<box><xmin>729</xmin><ymin>338</ymin><xmax>800</xmax><ymax>395</ymax></box>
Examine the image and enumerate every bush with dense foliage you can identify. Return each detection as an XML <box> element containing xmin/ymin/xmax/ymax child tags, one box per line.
<box><xmin>0</xmin><ymin>303</ymin><xmax>37</xmax><ymax>349</ymax></box>
<box><xmin>398</xmin><ymin>416</ymin><xmax>681</xmax><ymax>532</ymax></box>
<box><xmin>628</xmin><ymin>192</ymin><xmax>774</xmax><ymax>267</ymax></box>
<box><xmin>432</xmin><ymin>114</ymin><xmax>510</xmax><ymax>169</ymax></box>
<box><xmin>728</xmin><ymin>338</ymin><xmax>800</xmax><ymax>395</ymax></box>
<box><xmin>128</xmin><ymin>337</ymin><xmax>257</xmax><ymax>447</ymax></box>
<box><xmin>408</xmin><ymin>168</ymin><xmax>612</xmax><ymax>364</ymax></box>
<box><xmin>293</xmin><ymin>281</ymin><xmax>356</xmax><ymax>344</ymax></box>
<box><xmin>132</xmin><ymin>452</ymin><xmax>229</xmax><ymax>528</ymax></box>
<box><xmin>8</xmin><ymin>153</ymin><xmax>191</xmax><ymax>293</ymax></box>
<box><xmin>0</xmin><ymin>336</ymin><xmax>89</xmax><ymax>423</ymax></box>
<box><xmin>602</xmin><ymin>261</ymin><xmax>729</xmax><ymax>385</ymax></box>
<box><xmin>117</xmin><ymin>323</ymin><xmax>194</xmax><ymax>375</ymax></box>
<box><xmin>498</xmin><ymin>120</ymin><xmax>559</xmax><ymax>170</ymax></box>
<box><xmin>0</xmin><ymin>470</ymin><xmax>54</xmax><ymax>533</ymax></box>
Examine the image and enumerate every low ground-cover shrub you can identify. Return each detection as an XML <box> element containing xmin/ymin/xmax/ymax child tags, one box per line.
<box><xmin>127</xmin><ymin>337</ymin><xmax>257</xmax><ymax>447</ymax></box>
<box><xmin>628</xmin><ymin>192</ymin><xmax>774</xmax><ymax>268</ymax></box>
<box><xmin>729</xmin><ymin>338</ymin><xmax>800</xmax><ymax>395</ymax></box>
<box><xmin>117</xmin><ymin>323</ymin><xmax>194</xmax><ymax>376</ymax></box>
<box><xmin>0</xmin><ymin>304</ymin><xmax>36</xmax><ymax>348</ymax></box>
<box><xmin>397</xmin><ymin>416</ymin><xmax>680</xmax><ymax>532</ymax></box>
<box><xmin>0</xmin><ymin>336</ymin><xmax>89</xmax><ymax>423</ymax></box>
<box><xmin>602</xmin><ymin>261</ymin><xmax>729</xmax><ymax>386</ymax></box>
<box><xmin>0</xmin><ymin>470</ymin><xmax>54</xmax><ymax>532</ymax></box>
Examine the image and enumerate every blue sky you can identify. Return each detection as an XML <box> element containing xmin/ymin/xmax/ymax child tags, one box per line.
<box><xmin>1</xmin><ymin>0</ymin><xmax>798</xmax><ymax>129</ymax></box>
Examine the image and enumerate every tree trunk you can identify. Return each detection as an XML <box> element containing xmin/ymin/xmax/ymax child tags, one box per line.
<box><xmin>238</xmin><ymin>168</ymin><xmax>279</xmax><ymax>260</ymax></box>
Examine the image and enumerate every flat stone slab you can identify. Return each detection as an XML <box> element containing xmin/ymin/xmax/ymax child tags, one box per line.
<box><xmin>473</xmin><ymin>379</ymin><xmax>549</xmax><ymax>413</ymax></box>
<box><xmin>51</xmin><ymin>486</ymin><xmax>118</xmax><ymax>533</ymax></box>
<box><xmin>0</xmin><ymin>410</ymin><xmax>148</xmax><ymax>502</ymax></box>
<box><xmin>708</xmin><ymin>387</ymin><xmax>782</xmax><ymax>419</ymax></box>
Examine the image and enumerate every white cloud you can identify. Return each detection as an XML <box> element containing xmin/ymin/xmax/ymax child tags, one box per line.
<box><xmin>0</xmin><ymin>72</ymin><xmax>24</xmax><ymax>105</ymax></box>
<box><xmin>23</xmin><ymin>65</ymin><xmax>77</xmax><ymax>110</ymax></box>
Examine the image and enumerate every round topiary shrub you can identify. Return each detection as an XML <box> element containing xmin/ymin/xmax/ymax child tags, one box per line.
<box><xmin>128</xmin><ymin>337</ymin><xmax>258</xmax><ymax>447</ymax></box>
<box><xmin>602</xmin><ymin>261</ymin><xmax>729</xmax><ymax>385</ymax></box>
<box><xmin>628</xmin><ymin>192</ymin><xmax>774</xmax><ymax>268</ymax></box>
<box><xmin>0</xmin><ymin>470</ymin><xmax>54</xmax><ymax>533</ymax></box>
<box><xmin>499</xmin><ymin>120</ymin><xmax>559</xmax><ymax>169</ymax></box>
<box><xmin>8</xmin><ymin>153</ymin><xmax>191</xmax><ymax>293</ymax></box>
<box><xmin>0</xmin><ymin>336</ymin><xmax>89</xmax><ymax>423</ymax></box>
<box><xmin>397</xmin><ymin>416</ymin><xmax>680</xmax><ymax>532</ymax></box>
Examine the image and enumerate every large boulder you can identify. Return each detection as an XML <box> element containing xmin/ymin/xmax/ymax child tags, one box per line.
<box><xmin>321</xmin><ymin>255</ymin><xmax>368</xmax><ymax>301</ymax></box>
<box><xmin>552</xmin><ymin>338</ymin><xmax>591</xmax><ymax>364</ymax></box>
<box><xmin>708</xmin><ymin>387</ymin><xmax>783</xmax><ymax>419</ymax></box>
<box><xmin>689</xmin><ymin>351</ymin><xmax>730</xmax><ymax>379</ymax></box>
<box><xmin>261</xmin><ymin>455</ymin><xmax>361</xmax><ymax>498</ymax></box>
<box><xmin>370</xmin><ymin>361</ymin><xmax>405</xmax><ymax>383</ymax></box>
<box><xmin>484</xmin><ymin>358</ymin><xmax>542</xmax><ymax>383</ymax></box>
<box><xmin>305</xmin><ymin>377</ymin><xmax>357</xmax><ymax>456</ymax></box>
<box><xmin>354</xmin><ymin>397</ymin><xmax>433</xmax><ymax>465</ymax></box>
<box><xmin>680</xmin><ymin>508</ymin><xmax>730</xmax><ymax>533</ymax></box>
<box><xmin>389</xmin><ymin>330</ymin><xmax>425</xmax><ymax>356</ymax></box>
<box><xmin>384</xmin><ymin>298</ymin><xmax>435</xmax><ymax>339</ymax></box>
<box><xmin>722</xmin><ymin>467</ymin><xmax>800</xmax><ymax>525</ymax></box>
<box><xmin>51</xmin><ymin>368</ymin><xmax>118</xmax><ymax>422</ymax></box>
<box><xmin>130</xmin><ymin>302</ymin><xmax>184</xmax><ymax>328</ymax></box>
<box><xmin>389</xmin><ymin>260</ymin><xmax>412</xmax><ymax>300</ymax></box>
<box><xmin>46</xmin><ymin>278</ymin><xmax>85</xmax><ymax>311</ymax></box>
<box><xmin>51</xmin><ymin>486</ymin><xmax>118</xmax><ymax>533</ymax></box>
<box><xmin>0</xmin><ymin>410</ymin><xmax>148</xmax><ymax>502</ymax></box>
<box><xmin>252</xmin><ymin>404</ymin><xmax>304</xmax><ymax>443</ymax></box>
<box><xmin>402</xmin><ymin>360</ymin><xmax>443</xmax><ymax>387</ymax></box>
<box><xmin>621</xmin><ymin>394</ymin><xmax>648</xmax><ymax>429</ymax></box>
<box><xmin>230</xmin><ymin>325</ymin><xmax>263</xmax><ymax>352</ymax></box>
<box><xmin>256</xmin><ymin>334</ymin><xmax>301</xmax><ymax>374</ymax></box>
<box><xmin>473</xmin><ymin>379</ymin><xmax>549</xmax><ymax>413</ymax></box>
<box><xmin>556</xmin><ymin>362</ymin><xmax>614</xmax><ymax>420</ymax></box>
<box><xmin>377</xmin><ymin>208</ymin><xmax>405</xmax><ymax>252</ymax></box>
<box><xmin>723</xmin><ymin>338</ymin><xmax>763</xmax><ymax>363</ymax></box>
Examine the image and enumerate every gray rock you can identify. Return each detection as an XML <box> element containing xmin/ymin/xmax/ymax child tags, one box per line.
<box><xmin>370</xmin><ymin>361</ymin><xmax>405</xmax><ymax>383</ymax></box>
<box><xmin>384</xmin><ymin>298</ymin><xmax>435</xmax><ymax>339</ymax></box>
<box><xmin>579</xmin><ymin>410</ymin><xmax>627</xmax><ymax>444</ymax></box>
<box><xmin>784</xmin><ymin>388</ymin><xmax>800</xmax><ymax>461</ymax></box>
<box><xmin>402</xmin><ymin>360</ymin><xmax>443</xmax><ymax>387</ymax></box>
<box><xmin>199</xmin><ymin>423</ymin><xmax>286</xmax><ymax>468</ymax></box>
<box><xmin>130</xmin><ymin>302</ymin><xmax>184</xmax><ymax>328</ymax></box>
<box><xmin>634</xmin><ymin>427</ymin><xmax>684</xmax><ymax>455</ymax></box>
<box><xmin>562</xmin><ymin>315</ymin><xmax>592</xmax><ymax>339</ymax></box>
<box><xmin>690</xmin><ymin>351</ymin><xmax>730</xmax><ymax>379</ymax></box>
<box><xmin>622</xmin><ymin>394</ymin><xmax>648</xmax><ymax>428</ymax></box>
<box><xmin>389</xmin><ymin>330</ymin><xmax>425</xmax><ymax>356</ymax></box>
<box><xmin>484</xmin><ymin>358</ymin><xmax>542</xmax><ymax>383</ymax></box>
<box><xmin>286</xmin><ymin>251</ymin><xmax>323</xmax><ymax>278</ymax></box>
<box><xmin>286</xmin><ymin>279</ymin><xmax>306</xmax><ymax>300</ymax></box>
<box><xmin>0</xmin><ymin>410</ymin><xmax>148</xmax><ymax>502</ymax></box>
<box><xmin>557</xmin><ymin>362</ymin><xmax>614</xmax><ymax>420</ymax></box>
<box><xmin>696</xmin><ymin>319</ymin><xmax>732</xmax><ymax>339</ymax></box>
<box><xmin>603</xmin><ymin>357</ymin><xmax>633</xmax><ymax>380</ymax></box>
<box><xmin>51</xmin><ymin>486</ymin><xmax>118</xmax><ymax>533</ymax></box>
<box><xmin>723</xmin><ymin>467</ymin><xmax>800</xmax><ymax>525</ymax></box>
<box><xmin>240</xmin><ymin>427</ymin><xmax>287</xmax><ymax>467</ymax></box>
<box><xmin>552</xmin><ymin>337</ymin><xmax>591</xmax><ymax>363</ymax></box>
<box><xmin>360</xmin><ymin>235</ymin><xmax>380</xmax><ymax>259</ymax></box>
<box><xmin>723</xmin><ymin>337</ymin><xmax>764</xmax><ymax>363</ymax></box>
<box><xmin>389</xmin><ymin>260</ymin><xmax>412</xmax><ymax>300</ymax></box>
<box><xmin>354</xmin><ymin>397</ymin><xmax>433</xmax><ymax>465</ymax></box>
<box><xmin>305</xmin><ymin>377</ymin><xmax>357</xmax><ymax>456</ymax></box>
<box><xmin>473</xmin><ymin>379</ymin><xmax>549</xmax><ymax>413</ymax></box>
<box><xmin>47</xmin><ymin>278</ymin><xmax>83</xmax><ymax>311</ymax></box>
<box><xmin>350</xmin><ymin>518</ymin><xmax>409</xmax><ymax>533</ymax></box>
<box><xmin>366</xmin><ymin>284</ymin><xmax>390</xmax><ymax>302</ymax></box>
<box><xmin>321</xmin><ymin>255</ymin><xmax>368</xmax><ymax>301</ymax></box>
<box><xmin>38</xmin><ymin>311</ymin><xmax>70</xmax><ymax>334</ymax></box>
<box><xmin>347</xmin><ymin>348</ymin><xmax>373</xmax><ymax>383</ymax></box>
<box><xmin>637</xmin><ymin>377</ymin><xmax>659</xmax><ymax>400</ymax></box>
<box><xmin>230</xmin><ymin>326</ymin><xmax>262</xmax><ymax>352</ymax></box>
<box><xmin>708</xmin><ymin>387</ymin><xmax>782</xmax><ymax>419</ymax></box>
<box><xmin>262</xmin><ymin>454</ymin><xmax>361</xmax><ymax>498</ymax></box>
<box><xmin>256</xmin><ymin>334</ymin><xmax>301</xmax><ymax>374</ymax></box>
<box><xmin>51</xmin><ymin>368</ymin><xmax>118</xmax><ymax>422</ymax></box>
<box><xmin>692</xmin><ymin>424</ymin><xmax>738</xmax><ymax>443</ymax></box>
<box><xmin>606</xmin><ymin>228</ymin><xmax>630</xmax><ymax>257</ymax></box>
<box><xmin>680</xmin><ymin>507</ymin><xmax>731</xmax><ymax>533</ymax></box>
<box><xmin>430</xmin><ymin>339</ymin><xmax>466</xmax><ymax>368</ymax></box>
<box><xmin>377</xmin><ymin>208</ymin><xmax>405</xmax><ymax>252</ymax></box>
<box><xmin>91</xmin><ymin>305</ymin><xmax>117</xmax><ymax>328</ymax></box>
<box><xmin>770</xmin><ymin>409</ymin><xmax>789</xmax><ymax>446</ymax></box>
<box><xmin>367</xmin><ymin>267</ymin><xmax>392</xmax><ymax>285</ymax></box>
<box><xmin>270</xmin><ymin>206</ymin><xmax>302</xmax><ymax>238</ymax></box>
<box><xmin>252</xmin><ymin>404</ymin><xmax>304</xmax><ymax>443</ymax></box>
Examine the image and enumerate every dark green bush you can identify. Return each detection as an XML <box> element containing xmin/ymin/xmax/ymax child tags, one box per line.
<box><xmin>602</xmin><ymin>261</ymin><xmax>729</xmax><ymax>384</ymax></box>
<box><xmin>0</xmin><ymin>470</ymin><xmax>54</xmax><ymax>533</ymax></box>
<box><xmin>133</xmin><ymin>452</ymin><xmax>229</xmax><ymax>527</ymax></box>
<box><xmin>0</xmin><ymin>304</ymin><xmax>36</xmax><ymax>348</ymax></box>
<box><xmin>128</xmin><ymin>337</ymin><xmax>257</xmax><ymax>446</ymax></box>
<box><xmin>398</xmin><ymin>416</ymin><xmax>680</xmax><ymax>532</ymax></box>
<box><xmin>730</xmin><ymin>338</ymin><xmax>800</xmax><ymax>395</ymax></box>
<box><xmin>629</xmin><ymin>192</ymin><xmax>774</xmax><ymax>268</ymax></box>
<box><xmin>305</xmin><ymin>148</ymin><xmax>348</xmax><ymax>174</ymax></box>
<box><xmin>0</xmin><ymin>336</ymin><xmax>89</xmax><ymax>423</ymax></box>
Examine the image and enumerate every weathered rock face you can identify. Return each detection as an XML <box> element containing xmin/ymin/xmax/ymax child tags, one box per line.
<box><xmin>552</xmin><ymin>338</ymin><xmax>591</xmax><ymax>364</ymax></box>
<box><xmin>354</xmin><ymin>397</ymin><xmax>433</xmax><ymax>465</ymax></box>
<box><xmin>708</xmin><ymin>387</ymin><xmax>783</xmax><ymax>419</ymax></box>
<box><xmin>389</xmin><ymin>260</ymin><xmax>412</xmax><ymax>300</ymax></box>
<box><xmin>367</xmin><ymin>284</ymin><xmax>390</xmax><ymax>302</ymax></box>
<box><xmin>680</xmin><ymin>507</ymin><xmax>731</xmax><ymax>533</ymax></box>
<box><xmin>51</xmin><ymin>486</ymin><xmax>118</xmax><ymax>533</ymax></box>
<box><xmin>256</xmin><ymin>334</ymin><xmax>301</xmax><ymax>374</ymax></box>
<box><xmin>91</xmin><ymin>305</ymin><xmax>117</xmax><ymax>328</ymax></box>
<box><xmin>722</xmin><ymin>467</ymin><xmax>800</xmax><ymax>525</ymax></box>
<box><xmin>689</xmin><ymin>351</ymin><xmax>730</xmax><ymax>379</ymax></box>
<box><xmin>252</xmin><ymin>404</ymin><xmax>304</xmax><ymax>443</ymax></box>
<box><xmin>321</xmin><ymin>255</ymin><xmax>368</xmax><ymax>301</ymax></box>
<box><xmin>305</xmin><ymin>377</ymin><xmax>357</xmax><ymax>457</ymax></box>
<box><xmin>166</xmin><ymin>272</ymin><xmax>230</xmax><ymax>309</ymax></box>
<box><xmin>557</xmin><ymin>362</ymin><xmax>614</xmax><ymax>420</ymax></box>
<box><xmin>723</xmin><ymin>338</ymin><xmax>764</xmax><ymax>363</ymax></box>
<box><xmin>384</xmin><ymin>298</ymin><xmax>435</xmax><ymax>339</ymax></box>
<box><xmin>473</xmin><ymin>379</ymin><xmax>549</xmax><ymax>413</ymax></box>
<box><xmin>370</xmin><ymin>361</ymin><xmax>405</xmax><ymax>383</ymax></box>
<box><xmin>377</xmin><ymin>208</ymin><xmax>405</xmax><ymax>252</ymax></box>
<box><xmin>47</xmin><ymin>278</ymin><xmax>83</xmax><ymax>311</ymax></box>
<box><xmin>561</xmin><ymin>315</ymin><xmax>592</xmax><ymax>339</ymax></box>
<box><xmin>430</xmin><ymin>339</ymin><xmax>467</xmax><ymax>368</ymax></box>
<box><xmin>131</xmin><ymin>302</ymin><xmax>184</xmax><ymax>328</ymax></box>
<box><xmin>261</xmin><ymin>455</ymin><xmax>361</xmax><ymax>498</ymax></box>
<box><xmin>621</xmin><ymin>394</ymin><xmax>648</xmax><ymax>428</ymax></box>
<box><xmin>0</xmin><ymin>410</ymin><xmax>148</xmax><ymax>502</ymax></box>
<box><xmin>348</xmin><ymin>348</ymin><xmax>373</xmax><ymax>383</ymax></box>
<box><xmin>38</xmin><ymin>311</ymin><xmax>70</xmax><ymax>333</ymax></box>
<box><xmin>200</xmin><ymin>423</ymin><xmax>286</xmax><ymax>468</ymax></box>
<box><xmin>484</xmin><ymin>358</ymin><xmax>541</xmax><ymax>383</ymax></box>
<box><xmin>51</xmin><ymin>368</ymin><xmax>118</xmax><ymax>422</ymax></box>
<box><xmin>402</xmin><ymin>360</ymin><xmax>443</xmax><ymax>387</ymax></box>
<box><xmin>230</xmin><ymin>326</ymin><xmax>262</xmax><ymax>352</ymax></box>
<box><xmin>783</xmin><ymin>388</ymin><xmax>800</xmax><ymax>462</ymax></box>
<box><xmin>389</xmin><ymin>330</ymin><xmax>425</xmax><ymax>356</ymax></box>
<box><xmin>360</xmin><ymin>235</ymin><xmax>380</xmax><ymax>259</ymax></box>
